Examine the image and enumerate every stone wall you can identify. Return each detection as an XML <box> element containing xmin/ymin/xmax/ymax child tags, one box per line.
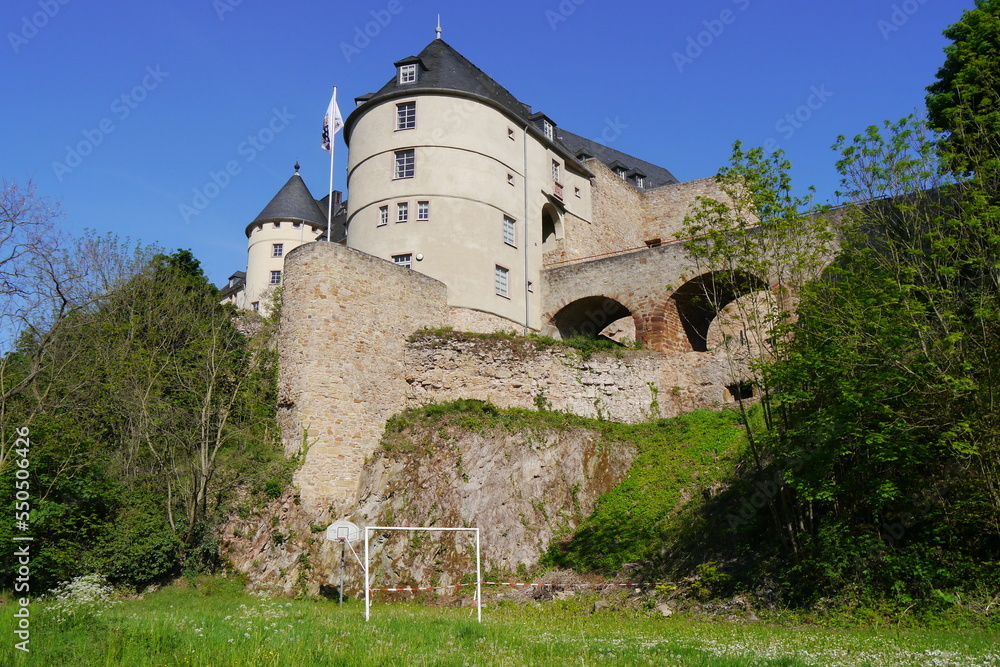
<box><xmin>404</xmin><ymin>332</ymin><xmax>742</xmax><ymax>422</ymax></box>
<box><xmin>547</xmin><ymin>164</ymin><xmax>730</xmax><ymax>269</ymax></box>
<box><xmin>639</xmin><ymin>177</ymin><xmax>732</xmax><ymax>243</ymax></box>
<box><xmin>277</xmin><ymin>242</ymin><xmax>449</xmax><ymax>514</ymax></box>
<box><xmin>449</xmin><ymin>307</ymin><xmax>523</xmax><ymax>335</ymax></box>
<box><xmin>549</xmin><ymin>159</ymin><xmax>647</xmax><ymax>265</ymax></box>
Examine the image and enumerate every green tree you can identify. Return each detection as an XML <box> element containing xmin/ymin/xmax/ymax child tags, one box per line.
<box><xmin>766</xmin><ymin>115</ymin><xmax>1000</xmax><ymax>598</ymax></box>
<box><xmin>926</xmin><ymin>0</ymin><xmax>1000</xmax><ymax>173</ymax></box>
<box><xmin>1</xmin><ymin>242</ymin><xmax>282</xmax><ymax>590</ymax></box>
<box><xmin>678</xmin><ymin>143</ymin><xmax>835</xmax><ymax>554</ymax></box>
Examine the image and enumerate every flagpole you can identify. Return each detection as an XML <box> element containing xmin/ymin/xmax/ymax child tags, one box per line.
<box><xmin>327</xmin><ymin>86</ymin><xmax>336</xmax><ymax>243</ymax></box>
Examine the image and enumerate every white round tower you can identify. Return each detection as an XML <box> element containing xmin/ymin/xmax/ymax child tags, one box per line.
<box><xmin>243</xmin><ymin>166</ymin><xmax>331</xmax><ymax>313</ymax></box>
<box><xmin>343</xmin><ymin>39</ymin><xmax>592</xmax><ymax>332</ymax></box>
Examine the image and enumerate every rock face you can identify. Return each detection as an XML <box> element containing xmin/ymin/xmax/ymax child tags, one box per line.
<box><xmin>220</xmin><ymin>417</ymin><xmax>636</xmax><ymax>597</ymax></box>
<box><xmin>350</xmin><ymin>423</ymin><xmax>636</xmax><ymax>589</ymax></box>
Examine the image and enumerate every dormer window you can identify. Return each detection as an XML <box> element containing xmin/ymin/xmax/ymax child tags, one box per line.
<box><xmin>635</xmin><ymin>175</ymin><xmax>645</xmax><ymax>189</ymax></box>
<box><xmin>615</xmin><ymin>167</ymin><xmax>628</xmax><ymax>180</ymax></box>
<box><xmin>542</xmin><ymin>120</ymin><xmax>554</xmax><ymax>141</ymax></box>
<box><xmin>398</xmin><ymin>64</ymin><xmax>417</xmax><ymax>84</ymax></box>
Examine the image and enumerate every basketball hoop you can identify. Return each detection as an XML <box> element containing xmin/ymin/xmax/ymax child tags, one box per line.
<box><xmin>325</xmin><ymin>520</ymin><xmax>363</xmax><ymax>605</ymax></box>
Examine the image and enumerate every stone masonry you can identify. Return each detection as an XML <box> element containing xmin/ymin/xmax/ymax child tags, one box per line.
<box><xmin>279</xmin><ymin>240</ymin><xmax>764</xmax><ymax>513</ymax></box>
<box><xmin>277</xmin><ymin>242</ymin><xmax>448</xmax><ymax>514</ymax></box>
<box><xmin>405</xmin><ymin>332</ymin><xmax>741</xmax><ymax>423</ymax></box>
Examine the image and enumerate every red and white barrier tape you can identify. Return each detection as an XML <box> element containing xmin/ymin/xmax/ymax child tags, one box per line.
<box><xmin>369</xmin><ymin>581</ymin><xmax>668</xmax><ymax>593</ymax></box>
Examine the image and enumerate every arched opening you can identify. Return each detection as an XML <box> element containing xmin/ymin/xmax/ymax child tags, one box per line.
<box><xmin>541</xmin><ymin>204</ymin><xmax>562</xmax><ymax>246</ymax></box>
<box><xmin>670</xmin><ymin>271</ymin><xmax>768</xmax><ymax>352</ymax></box>
<box><xmin>550</xmin><ymin>296</ymin><xmax>633</xmax><ymax>342</ymax></box>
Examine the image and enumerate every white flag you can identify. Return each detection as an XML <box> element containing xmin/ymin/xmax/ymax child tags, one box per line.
<box><xmin>322</xmin><ymin>87</ymin><xmax>344</xmax><ymax>154</ymax></box>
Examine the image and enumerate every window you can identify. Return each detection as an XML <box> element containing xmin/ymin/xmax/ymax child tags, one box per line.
<box><xmin>542</xmin><ymin>120</ymin><xmax>553</xmax><ymax>140</ymax></box>
<box><xmin>551</xmin><ymin>160</ymin><xmax>560</xmax><ymax>181</ymax></box>
<box><xmin>635</xmin><ymin>175</ymin><xmax>645</xmax><ymax>188</ymax></box>
<box><xmin>392</xmin><ymin>253</ymin><xmax>412</xmax><ymax>269</ymax></box>
<box><xmin>252</xmin><ymin>301</ymin><xmax>260</xmax><ymax>312</ymax></box>
<box><xmin>270</xmin><ymin>270</ymin><xmax>281</xmax><ymax>285</ymax></box>
<box><xmin>396</xmin><ymin>202</ymin><xmax>408</xmax><ymax>223</ymax></box>
<box><xmin>398</xmin><ymin>64</ymin><xmax>417</xmax><ymax>84</ymax></box>
<box><xmin>273</xmin><ymin>222</ymin><xmax>281</xmax><ymax>229</ymax></box>
<box><xmin>394</xmin><ymin>149</ymin><xmax>414</xmax><ymax>179</ymax></box>
<box><xmin>507</xmin><ymin>173</ymin><xmax>514</xmax><ymax>186</ymax></box>
<box><xmin>292</xmin><ymin>221</ymin><xmax>301</xmax><ymax>229</ymax></box>
<box><xmin>495</xmin><ymin>265</ymin><xmax>509</xmax><ymax>298</ymax></box>
<box><xmin>272</xmin><ymin>243</ymin><xmax>284</xmax><ymax>258</ymax></box>
<box><xmin>508</xmin><ymin>128</ymin><xmax>515</xmax><ymax>140</ymax></box>
<box><xmin>378</xmin><ymin>205</ymin><xmax>389</xmax><ymax>226</ymax></box>
<box><xmin>527</xmin><ymin>281</ymin><xmax>534</xmax><ymax>293</ymax></box>
<box><xmin>396</xmin><ymin>102</ymin><xmax>415</xmax><ymax>130</ymax></box>
<box><xmin>616</xmin><ymin>167</ymin><xmax>628</xmax><ymax>180</ymax></box>
<box><xmin>417</xmin><ymin>201</ymin><xmax>429</xmax><ymax>221</ymax></box>
<box><xmin>575</xmin><ymin>187</ymin><xmax>581</xmax><ymax>198</ymax></box>
<box><xmin>503</xmin><ymin>216</ymin><xmax>516</xmax><ymax>247</ymax></box>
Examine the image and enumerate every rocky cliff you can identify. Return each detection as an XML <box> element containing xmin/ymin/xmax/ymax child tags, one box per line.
<box><xmin>219</xmin><ymin>404</ymin><xmax>636</xmax><ymax>597</ymax></box>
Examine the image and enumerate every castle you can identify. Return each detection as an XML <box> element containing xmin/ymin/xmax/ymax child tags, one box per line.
<box><xmin>222</xmin><ymin>35</ymin><xmax>765</xmax><ymax>516</ymax></box>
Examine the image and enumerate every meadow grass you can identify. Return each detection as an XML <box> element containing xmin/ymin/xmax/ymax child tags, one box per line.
<box><xmin>1</xmin><ymin>582</ymin><xmax>998</xmax><ymax>666</ymax></box>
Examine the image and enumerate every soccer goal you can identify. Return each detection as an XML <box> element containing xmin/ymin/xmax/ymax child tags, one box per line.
<box><xmin>363</xmin><ymin>526</ymin><xmax>482</xmax><ymax>623</ymax></box>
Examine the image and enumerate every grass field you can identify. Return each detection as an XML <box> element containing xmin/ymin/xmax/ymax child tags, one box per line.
<box><xmin>2</xmin><ymin>580</ymin><xmax>998</xmax><ymax>666</ymax></box>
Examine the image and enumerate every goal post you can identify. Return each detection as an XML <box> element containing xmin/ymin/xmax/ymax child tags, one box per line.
<box><xmin>363</xmin><ymin>526</ymin><xmax>482</xmax><ymax>623</ymax></box>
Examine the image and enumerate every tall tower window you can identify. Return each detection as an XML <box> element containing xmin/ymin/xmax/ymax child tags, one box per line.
<box><xmin>503</xmin><ymin>216</ymin><xmax>516</xmax><ymax>247</ymax></box>
<box><xmin>495</xmin><ymin>265</ymin><xmax>509</xmax><ymax>298</ymax></box>
<box><xmin>417</xmin><ymin>201</ymin><xmax>430</xmax><ymax>221</ymax></box>
<box><xmin>269</xmin><ymin>270</ymin><xmax>282</xmax><ymax>285</ymax></box>
<box><xmin>396</xmin><ymin>102</ymin><xmax>416</xmax><ymax>130</ymax></box>
<box><xmin>551</xmin><ymin>160</ymin><xmax>560</xmax><ymax>181</ymax></box>
<box><xmin>378</xmin><ymin>205</ymin><xmax>389</xmax><ymax>226</ymax></box>
<box><xmin>394</xmin><ymin>150</ymin><xmax>415</xmax><ymax>179</ymax></box>
<box><xmin>272</xmin><ymin>243</ymin><xmax>284</xmax><ymax>258</ymax></box>
<box><xmin>396</xmin><ymin>202</ymin><xmax>409</xmax><ymax>223</ymax></box>
<box><xmin>392</xmin><ymin>253</ymin><xmax>412</xmax><ymax>268</ymax></box>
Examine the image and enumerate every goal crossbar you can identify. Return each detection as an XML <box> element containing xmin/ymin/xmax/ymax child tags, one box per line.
<box><xmin>364</xmin><ymin>526</ymin><xmax>481</xmax><ymax>623</ymax></box>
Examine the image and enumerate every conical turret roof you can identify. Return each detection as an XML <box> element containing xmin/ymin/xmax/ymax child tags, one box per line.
<box><xmin>246</xmin><ymin>172</ymin><xmax>327</xmax><ymax>236</ymax></box>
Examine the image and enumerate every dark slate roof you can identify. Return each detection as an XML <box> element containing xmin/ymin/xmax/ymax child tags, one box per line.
<box><xmin>346</xmin><ymin>38</ymin><xmax>679</xmax><ymax>188</ymax></box>
<box><xmin>247</xmin><ymin>173</ymin><xmax>328</xmax><ymax>236</ymax></box>
<box><xmin>556</xmin><ymin>129</ymin><xmax>680</xmax><ymax>189</ymax></box>
<box><xmin>346</xmin><ymin>39</ymin><xmax>530</xmax><ymax>136</ymax></box>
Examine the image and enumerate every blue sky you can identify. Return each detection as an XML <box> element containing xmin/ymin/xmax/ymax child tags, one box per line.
<box><xmin>2</xmin><ymin>0</ymin><xmax>976</xmax><ymax>286</ymax></box>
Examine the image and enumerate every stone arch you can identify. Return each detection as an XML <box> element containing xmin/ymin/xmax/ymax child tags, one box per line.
<box><xmin>668</xmin><ymin>270</ymin><xmax>769</xmax><ymax>352</ymax></box>
<box><xmin>541</xmin><ymin>203</ymin><xmax>562</xmax><ymax>247</ymax></box>
<box><xmin>634</xmin><ymin>270</ymin><xmax>768</xmax><ymax>353</ymax></box>
<box><xmin>547</xmin><ymin>295</ymin><xmax>634</xmax><ymax>341</ymax></box>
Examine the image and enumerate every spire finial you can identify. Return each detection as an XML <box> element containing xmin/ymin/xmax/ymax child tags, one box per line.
<box><xmin>435</xmin><ymin>14</ymin><xmax>442</xmax><ymax>39</ymax></box>
<box><xmin>294</xmin><ymin>159</ymin><xmax>300</xmax><ymax>174</ymax></box>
